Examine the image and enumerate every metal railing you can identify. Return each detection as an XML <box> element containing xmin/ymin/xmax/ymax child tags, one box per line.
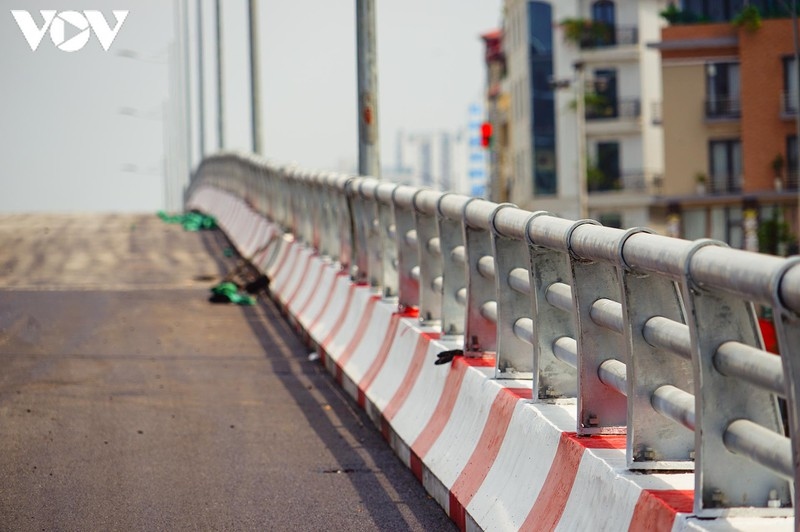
<box><xmin>586</xmin><ymin>98</ymin><xmax>640</xmax><ymax>120</ymax></box>
<box><xmin>782</xmin><ymin>91</ymin><xmax>798</xmax><ymax>118</ymax></box>
<box><xmin>579</xmin><ymin>24</ymin><xmax>638</xmax><ymax>49</ymax></box>
<box><xmin>705</xmin><ymin>97</ymin><xmax>741</xmax><ymax>120</ymax></box>
<box><xmin>191</xmin><ymin>152</ymin><xmax>800</xmax><ymax>522</ymax></box>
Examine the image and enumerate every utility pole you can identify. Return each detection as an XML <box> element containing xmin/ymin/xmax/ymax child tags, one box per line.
<box><xmin>196</xmin><ymin>0</ymin><xmax>206</xmax><ymax>159</ymax></box>
<box><xmin>356</xmin><ymin>0</ymin><xmax>380</xmax><ymax>177</ymax></box>
<box><xmin>248</xmin><ymin>0</ymin><xmax>262</xmax><ymax>155</ymax></box>
<box><xmin>215</xmin><ymin>0</ymin><xmax>224</xmax><ymax>150</ymax></box>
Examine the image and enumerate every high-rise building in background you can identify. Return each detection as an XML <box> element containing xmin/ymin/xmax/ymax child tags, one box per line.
<box><xmin>384</xmin><ymin>105</ymin><xmax>484</xmax><ymax>196</ymax></box>
<box><xmin>488</xmin><ymin>0</ymin><xmax>666</xmax><ymax>227</ymax></box>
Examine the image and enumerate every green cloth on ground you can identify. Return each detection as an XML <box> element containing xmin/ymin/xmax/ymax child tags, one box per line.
<box><xmin>157</xmin><ymin>211</ymin><xmax>217</xmax><ymax>231</ymax></box>
<box><xmin>210</xmin><ymin>282</ymin><xmax>256</xmax><ymax>306</ymax></box>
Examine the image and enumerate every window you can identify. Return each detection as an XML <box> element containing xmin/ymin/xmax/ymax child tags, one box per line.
<box><xmin>591</xmin><ymin>141</ymin><xmax>621</xmax><ymax>191</ymax></box>
<box><xmin>528</xmin><ymin>1</ymin><xmax>556</xmax><ymax>196</ymax></box>
<box><xmin>587</xmin><ymin>69</ymin><xmax>618</xmax><ymax>119</ymax></box>
<box><xmin>681</xmin><ymin>0</ymin><xmax>743</xmax><ymax>22</ymax></box>
<box><xmin>709</xmin><ymin>139</ymin><xmax>742</xmax><ymax>193</ymax></box>
<box><xmin>706</xmin><ymin>62</ymin><xmax>740</xmax><ymax>118</ymax></box>
<box><xmin>784</xmin><ymin>56</ymin><xmax>798</xmax><ymax>116</ymax></box>
<box><xmin>591</xmin><ymin>1</ymin><xmax>616</xmax><ymax>47</ymax></box>
<box><xmin>789</xmin><ymin>135</ymin><xmax>798</xmax><ymax>188</ymax></box>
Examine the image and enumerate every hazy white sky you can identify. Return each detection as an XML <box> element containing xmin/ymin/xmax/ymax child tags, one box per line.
<box><xmin>0</xmin><ymin>0</ymin><xmax>501</xmax><ymax>212</ymax></box>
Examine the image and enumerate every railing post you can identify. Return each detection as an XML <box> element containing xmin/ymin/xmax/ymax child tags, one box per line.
<box><xmin>771</xmin><ymin>257</ymin><xmax>800</xmax><ymax>522</ymax></box>
<box><xmin>565</xmin><ymin>220</ymin><xmax>627</xmax><ymax>435</ymax></box>
<box><xmin>437</xmin><ymin>194</ymin><xmax>471</xmax><ymax>340</ymax></box>
<box><xmin>463</xmin><ymin>199</ymin><xmax>498</xmax><ymax>358</ymax></box>
<box><xmin>527</xmin><ymin>215</ymin><xmax>578</xmax><ymax>400</ymax></box>
<box><xmin>681</xmin><ymin>240</ymin><xmax>790</xmax><ymax>516</ymax></box>
<box><xmin>617</xmin><ymin>229</ymin><xmax>695</xmax><ymax>469</ymax></box>
<box><xmin>414</xmin><ymin>189</ymin><xmax>443</xmax><ymax>324</ymax></box>
<box><xmin>375</xmin><ymin>183</ymin><xmax>399</xmax><ymax>298</ymax></box>
<box><xmin>489</xmin><ymin>205</ymin><xmax>533</xmax><ymax>378</ymax></box>
<box><xmin>347</xmin><ymin>177</ymin><xmax>371</xmax><ymax>285</ymax></box>
<box><xmin>392</xmin><ymin>185</ymin><xmax>420</xmax><ymax>311</ymax></box>
<box><xmin>358</xmin><ymin>178</ymin><xmax>392</xmax><ymax>293</ymax></box>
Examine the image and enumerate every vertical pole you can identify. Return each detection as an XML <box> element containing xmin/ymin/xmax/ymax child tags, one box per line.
<box><xmin>356</xmin><ymin>0</ymin><xmax>380</xmax><ymax>177</ymax></box>
<box><xmin>574</xmin><ymin>61</ymin><xmax>588</xmax><ymax>219</ymax></box>
<box><xmin>792</xmin><ymin>0</ymin><xmax>800</xmax><ymax>240</ymax></box>
<box><xmin>249</xmin><ymin>0</ymin><xmax>262</xmax><ymax>155</ymax></box>
<box><xmin>196</xmin><ymin>0</ymin><xmax>206</xmax><ymax>159</ymax></box>
<box><xmin>182</xmin><ymin>0</ymin><xmax>193</xmax><ymax>175</ymax></box>
<box><xmin>215</xmin><ymin>0</ymin><xmax>224</xmax><ymax>150</ymax></box>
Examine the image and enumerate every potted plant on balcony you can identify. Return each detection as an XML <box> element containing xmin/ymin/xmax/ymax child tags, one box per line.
<box><xmin>732</xmin><ymin>4</ymin><xmax>762</xmax><ymax>32</ymax></box>
<box><xmin>772</xmin><ymin>153</ymin><xmax>785</xmax><ymax>191</ymax></box>
<box><xmin>559</xmin><ymin>18</ymin><xmax>612</xmax><ymax>47</ymax></box>
<box><xmin>695</xmin><ymin>172</ymin><xmax>708</xmax><ymax>194</ymax></box>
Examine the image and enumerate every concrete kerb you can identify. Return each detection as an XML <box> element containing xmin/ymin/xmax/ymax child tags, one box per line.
<box><xmin>189</xmin><ymin>187</ymin><xmax>795</xmax><ymax>532</ymax></box>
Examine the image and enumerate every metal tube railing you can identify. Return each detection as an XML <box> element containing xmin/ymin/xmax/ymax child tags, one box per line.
<box><xmin>191</xmin><ymin>152</ymin><xmax>799</xmax><ymax>521</ymax></box>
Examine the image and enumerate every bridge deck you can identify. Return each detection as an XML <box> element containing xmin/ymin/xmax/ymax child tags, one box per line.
<box><xmin>0</xmin><ymin>214</ymin><xmax>452</xmax><ymax>531</ymax></box>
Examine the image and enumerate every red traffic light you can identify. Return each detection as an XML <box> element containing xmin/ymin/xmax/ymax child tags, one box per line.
<box><xmin>480</xmin><ymin>122</ymin><xmax>493</xmax><ymax>148</ymax></box>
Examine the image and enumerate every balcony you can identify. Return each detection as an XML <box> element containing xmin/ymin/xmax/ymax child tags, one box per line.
<box><xmin>579</xmin><ymin>25</ymin><xmax>638</xmax><ymax>50</ymax></box>
<box><xmin>782</xmin><ymin>90</ymin><xmax>798</xmax><ymax>118</ymax></box>
<box><xmin>588</xmin><ymin>171</ymin><xmax>657</xmax><ymax>194</ymax></box>
<box><xmin>705</xmin><ymin>97</ymin><xmax>741</xmax><ymax>120</ymax></box>
<box><xmin>705</xmin><ymin>174</ymin><xmax>743</xmax><ymax>194</ymax></box>
<box><xmin>586</xmin><ymin>98</ymin><xmax>641</xmax><ymax>121</ymax></box>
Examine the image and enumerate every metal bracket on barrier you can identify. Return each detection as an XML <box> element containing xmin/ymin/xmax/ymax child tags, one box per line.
<box><xmin>413</xmin><ymin>188</ymin><xmax>444</xmax><ymax>324</ymax></box>
<box><xmin>525</xmin><ymin>211</ymin><xmax>577</xmax><ymax>401</ymax></box>
<box><xmin>488</xmin><ymin>204</ymin><xmax>532</xmax><ymax>379</ymax></box>
<box><xmin>567</xmin><ymin>219</ymin><xmax>627</xmax><ymax>435</ymax></box>
<box><xmin>770</xmin><ymin>256</ymin><xmax>800</xmax><ymax>519</ymax></box>
<box><xmin>437</xmin><ymin>194</ymin><xmax>471</xmax><ymax>339</ymax></box>
<box><xmin>618</xmin><ymin>227</ymin><xmax>694</xmax><ymax>470</ymax></box>
<box><xmin>463</xmin><ymin>199</ymin><xmax>498</xmax><ymax>358</ymax></box>
<box><xmin>681</xmin><ymin>239</ymin><xmax>790</xmax><ymax>516</ymax></box>
<box><xmin>392</xmin><ymin>185</ymin><xmax>420</xmax><ymax>312</ymax></box>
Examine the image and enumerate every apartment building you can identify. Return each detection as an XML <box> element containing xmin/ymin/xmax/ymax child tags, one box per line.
<box><xmin>653</xmin><ymin>1</ymin><xmax>799</xmax><ymax>252</ymax></box>
<box><xmin>495</xmin><ymin>0</ymin><xmax>666</xmax><ymax>226</ymax></box>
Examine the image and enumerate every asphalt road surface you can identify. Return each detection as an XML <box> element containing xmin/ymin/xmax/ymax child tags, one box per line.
<box><xmin>0</xmin><ymin>213</ymin><xmax>453</xmax><ymax>531</ymax></box>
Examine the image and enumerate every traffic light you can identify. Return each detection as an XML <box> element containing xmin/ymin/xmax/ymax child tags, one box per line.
<box><xmin>480</xmin><ymin>122</ymin><xmax>493</xmax><ymax>148</ymax></box>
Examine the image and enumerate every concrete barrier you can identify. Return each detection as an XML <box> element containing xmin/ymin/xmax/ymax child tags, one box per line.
<box><xmin>188</xmin><ymin>185</ymin><xmax>792</xmax><ymax>531</ymax></box>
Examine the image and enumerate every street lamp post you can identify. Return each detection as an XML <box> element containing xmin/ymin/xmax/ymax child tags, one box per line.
<box><xmin>574</xmin><ymin>61</ymin><xmax>589</xmax><ymax>220</ymax></box>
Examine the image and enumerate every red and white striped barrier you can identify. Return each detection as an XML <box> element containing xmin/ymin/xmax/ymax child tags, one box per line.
<box><xmin>190</xmin><ymin>186</ymin><xmax>793</xmax><ymax>532</ymax></box>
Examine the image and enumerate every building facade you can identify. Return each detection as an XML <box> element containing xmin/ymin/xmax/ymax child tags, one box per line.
<box><xmin>654</xmin><ymin>2</ymin><xmax>799</xmax><ymax>253</ymax></box>
<box><xmin>496</xmin><ymin>0</ymin><xmax>667</xmax><ymax>226</ymax></box>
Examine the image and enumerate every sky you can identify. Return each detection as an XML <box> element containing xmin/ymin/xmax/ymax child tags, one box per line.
<box><xmin>0</xmin><ymin>0</ymin><xmax>502</xmax><ymax>213</ymax></box>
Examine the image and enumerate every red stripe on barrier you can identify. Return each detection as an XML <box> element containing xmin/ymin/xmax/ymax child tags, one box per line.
<box><xmin>278</xmin><ymin>245</ymin><xmax>303</xmax><ymax>288</ymax></box>
<box><xmin>319</xmin><ymin>284</ymin><xmax>364</xmax><ymax>353</ymax></box>
<box><xmin>519</xmin><ymin>432</ymin><xmax>585</xmax><ymax>531</ymax></box>
<box><xmin>564</xmin><ymin>432</ymin><xmax>627</xmax><ymax>450</ymax></box>
<box><xmin>519</xmin><ymin>430</ymin><xmax>627</xmax><ymax>530</ymax></box>
<box><xmin>284</xmin><ymin>251</ymin><xmax>315</xmax><ymax>307</ymax></box>
<box><xmin>269</xmin><ymin>239</ymin><xmax>293</xmax><ymax>279</ymax></box>
<box><xmin>449</xmin><ymin>387</ymin><xmax>531</xmax><ymax>527</ymax></box>
<box><xmin>628</xmin><ymin>490</ymin><xmax>693</xmax><ymax>532</ymax></box>
<box><xmin>383</xmin><ymin>335</ymin><xmax>431</xmax><ymax>422</ymax></box>
<box><xmin>411</xmin><ymin>358</ymin><xmax>481</xmax><ymax>460</ymax></box>
<box><xmin>357</xmin><ymin>308</ymin><xmax>418</xmax><ymax>408</ymax></box>
<box><xmin>335</xmin><ymin>295</ymin><xmax>381</xmax><ymax>370</ymax></box>
<box><xmin>292</xmin><ymin>258</ymin><xmax>326</xmax><ymax>318</ymax></box>
<box><xmin>308</xmin><ymin>271</ymin><xmax>349</xmax><ymax>329</ymax></box>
